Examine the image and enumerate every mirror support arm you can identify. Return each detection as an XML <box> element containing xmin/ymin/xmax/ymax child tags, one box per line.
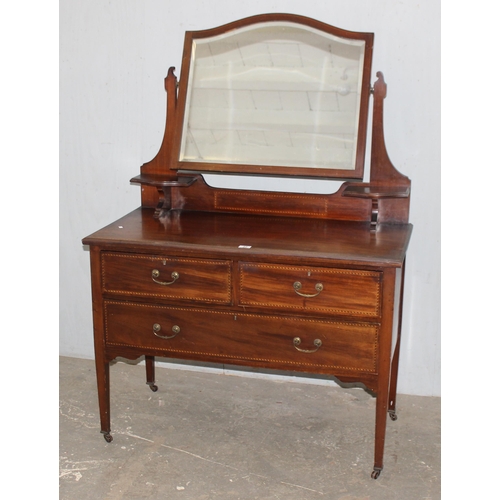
<box><xmin>370</xmin><ymin>72</ymin><xmax>410</xmax><ymax>187</ymax></box>
<box><xmin>135</xmin><ymin>67</ymin><xmax>179</xmax><ymax>208</ymax></box>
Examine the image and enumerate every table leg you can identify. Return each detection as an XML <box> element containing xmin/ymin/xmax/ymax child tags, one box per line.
<box><xmin>372</xmin><ymin>388</ymin><xmax>389</xmax><ymax>479</ymax></box>
<box><xmin>388</xmin><ymin>259</ymin><xmax>406</xmax><ymax>422</ymax></box>
<box><xmin>95</xmin><ymin>356</ymin><xmax>112</xmax><ymax>442</ymax></box>
<box><xmin>145</xmin><ymin>356</ymin><xmax>158</xmax><ymax>392</ymax></box>
<box><xmin>388</xmin><ymin>334</ymin><xmax>401</xmax><ymax>421</ymax></box>
<box><xmin>371</xmin><ymin>266</ymin><xmax>401</xmax><ymax>479</ymax></box>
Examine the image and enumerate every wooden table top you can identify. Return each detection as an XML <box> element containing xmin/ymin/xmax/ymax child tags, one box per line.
<box><xmin>83</xmin><ymin>208</ymin><xmax>412</xmax><ymax>267</ymax></box>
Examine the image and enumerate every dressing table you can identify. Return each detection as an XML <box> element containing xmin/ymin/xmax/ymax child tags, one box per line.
<box><xmin>83</xmin><ymin>13</ymin><xmax>412</xmax><ymax>479</ymax></box>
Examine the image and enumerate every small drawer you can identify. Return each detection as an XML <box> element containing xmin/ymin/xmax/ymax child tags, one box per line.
<box><xmin>101</xmin><ymin>252</ymin><xmax>232</xmax><ymax>304</ymax></box>
<box><xmin>239</xmin><ymin>263</ymin><xmax>381</xmax><ymax>317</ymax></box>
<box><xmin>104</xmin><ymin>301</ymin><xmax>379</xmax><ymax>374</ymax></box>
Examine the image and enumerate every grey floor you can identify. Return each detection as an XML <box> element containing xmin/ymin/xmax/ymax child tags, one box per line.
<box><xmin>59</xmin><ymin>356</ymin><xmax>440</xmax><ymax>499</ymax></box>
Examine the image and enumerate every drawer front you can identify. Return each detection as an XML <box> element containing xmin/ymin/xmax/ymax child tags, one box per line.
<box><xmin>101</xmin><ymin>253</ymin><xmax>232</xmax><ymax>304</ymax></box>
<box><xmin>104</xmin><ymin>301</ymin><xmax>379</xmax><ymax>374</ymax></box>
<box><xmin>239</xmin><ymin>263</ymin><xmax>381</xmax><ymax>317</ymax></box>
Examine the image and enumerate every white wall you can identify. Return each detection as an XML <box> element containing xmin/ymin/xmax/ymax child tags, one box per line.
<box><xmin>60</xmin><ymin>0</ymin><xmax>440</xmax><ymax>396</ymax></box>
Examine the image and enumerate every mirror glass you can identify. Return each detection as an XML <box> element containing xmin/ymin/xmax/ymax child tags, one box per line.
<box><xmin>179</xmin><ymin>22</ymin><xmax>366</xmax><ymax>173</ymax></box>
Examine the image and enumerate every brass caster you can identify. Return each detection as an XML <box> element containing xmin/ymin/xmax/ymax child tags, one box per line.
<box><xmin>147</xmin><ymin>383</ymin><xmax>158</xmax><ymax>392</ymax></box>
<box><xmin>388</xmin><ymin>410</ymin><xmax>398</xmax><ymax>421</ymax></box>
<box><xmin>371</xmin><ymin>467</ymin><xmax>382</xmax><ymax>479</ymax></box>
<box><xmin>102</xmin><ymin>432</ymin><xmax>113</xmax><ymax>443</ymax></box>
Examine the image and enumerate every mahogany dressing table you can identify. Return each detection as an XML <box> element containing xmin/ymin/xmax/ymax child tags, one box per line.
<box><xmin>83</xmin><ymin>14</ymin><xmax>412</xmax><ymax>479</ymax></box>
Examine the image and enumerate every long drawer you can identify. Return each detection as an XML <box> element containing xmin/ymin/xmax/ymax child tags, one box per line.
<box><xmin>104</xmin><ymin>301</ymin><xmax>379</xmax><ymax>374</ymax></box>
<box><xmin>239</xmin><ymin>262</ymin><xmax>381</xmax><ymax>317</ymax></box>
<box><xmin>101</xmin><ymin>252</ymin><xmax>232</xmax><ymax>304</ymax></box>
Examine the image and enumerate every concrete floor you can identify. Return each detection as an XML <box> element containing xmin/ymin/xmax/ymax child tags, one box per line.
<box><xmin>59</xmin><ymin>356</ymin><xmax>440</xmax><ymax>499</ymax></box>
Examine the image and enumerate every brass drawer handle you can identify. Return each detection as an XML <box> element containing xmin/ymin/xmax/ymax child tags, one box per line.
<box><xmin>293</xmin><ymin>337</ymin><xmax>322</xmax><ymax>353</ymax></box>
<box><xmin>293</xmin><ymin>281</ymin><xmax>323</xmax><ymax>298</ymax></box>
<box><xmin>153</xmin><ymin>323</ymin><xmax>180</xmax><ymax>339</ymax></box>
<box><xmin>152</xmin><ymin>269</ymin><xmax>179</xmax><ymax>286</ymax></box>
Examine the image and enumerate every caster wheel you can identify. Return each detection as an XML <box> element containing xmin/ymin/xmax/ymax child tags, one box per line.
<box><xmin>371</xmin><ymin>468</ymin><xmax>382</xmax><ymax>479</ymax></box>
<box><xmin>150</xmin><ymin>384</ymin><xmax>158</xmax><ymax>392</ymax></box>
<box><xmin>103</xmin><ymin>433</ymin><xmax>113</xmax><ymax>443</ymax></box>
<box><xmin>388</xmin><ymin>410</ymin><xmax>398</xmax><ymax>421</ymax></box>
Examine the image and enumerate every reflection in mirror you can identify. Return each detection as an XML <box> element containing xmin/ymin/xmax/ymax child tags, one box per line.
<box><xmin>179</xmin><ymin>22</ymin><xmax>366</xmax><ymax>171</ymax></box>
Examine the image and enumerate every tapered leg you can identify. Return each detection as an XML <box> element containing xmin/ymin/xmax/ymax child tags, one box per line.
<box><xmin>388</xmin><ymin>334</ymin><xmax>401</xmax><ymax>421</ymax></box>
<box><xmin>145</xmin><ymin>356</ymin><xmax>158</xmax><ymax>392</ymax></box>
<box><xmin>388</xmin><ymin>259</ymin><xmax>406</xmax><ymax>422</ymax></box>
<box><xmin>95</xmin><ymin>355</ymin><xmax>112</xmax><ymax>442</ymax></box>
<box><xmin>89</xmin><ymin>247</ymin><xmax>113</xmax><ymax>442</ymax></box>
<box><xmin>371</xmin><ymin>266</ymin><xmax>400</xmax><ymax>479</ymax></box>
<box><xmin>372</xmin><ymin>389</ymin><xmax>389</xmax><ymax>478</ymax></box>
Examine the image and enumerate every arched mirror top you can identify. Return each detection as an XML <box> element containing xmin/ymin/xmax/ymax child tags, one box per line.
<box><xmin>172</xmin><ymin>14</ymin><xmax>374</xmax><ymax>179</ymax></box>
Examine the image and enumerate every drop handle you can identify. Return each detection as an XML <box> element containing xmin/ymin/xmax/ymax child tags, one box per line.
<box><xmin>152</xmin><ymin>269</ymin><xmax>179</xmax><ymax>286</ymax></box>
<box><xmin>153</xmin><ymin>323</ymin><xmax>180</xmax><ymax>339</ymax></box>
<box><xmin>293</xmin><ymin>281</ymin><xmax>323</xmax><ymax>298</ymax></box>
<box><xmin>293</xmin><ymin>337</ymin><xmax>322</xmax><ymax>353</ymax></box>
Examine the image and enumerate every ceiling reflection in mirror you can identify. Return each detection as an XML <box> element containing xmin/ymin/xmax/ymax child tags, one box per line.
<box><xmin>179</xmin><ymin>22</ymin><xmax>366</xmax><ymax>171</ymax></box>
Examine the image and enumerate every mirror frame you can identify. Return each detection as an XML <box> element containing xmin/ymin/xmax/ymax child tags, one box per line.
<box><xmin>171</xmin><ymin>14</ymin><xmax>374</xmax><ymax>179</ymax></box>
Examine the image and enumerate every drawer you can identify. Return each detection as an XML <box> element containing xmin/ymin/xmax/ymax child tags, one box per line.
<box><xmin>101</xmin><ymin>252</ymin><xmax>232</xmax><ymax>304</ymax></box>
<box><xmin>104</xmin><ymin>301</ymin><xmax>379</xmax><ymax>374</ymax></box>
<box><xmin>239</xmin><ymin>263</ymin><xmax>381</xmax><ymax>317</ymax></box>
